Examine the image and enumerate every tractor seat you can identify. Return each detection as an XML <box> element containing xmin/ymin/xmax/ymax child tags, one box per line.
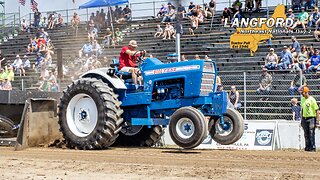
<box><xmin>111</xmin><ymin>58</ymin><xmax>133</xmax><ymax>83</ymax></box>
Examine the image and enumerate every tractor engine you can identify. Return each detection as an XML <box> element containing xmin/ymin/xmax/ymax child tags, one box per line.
<box><xmin>152</xmin><ymin>78</ymin><xmax>184</xmax><ymax>101</ymax></box>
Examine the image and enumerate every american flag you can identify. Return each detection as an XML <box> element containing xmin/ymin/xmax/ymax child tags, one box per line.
<box><xmin>30</xmin><ymin>0</ymin><xmax>38</xmax><ymax>12</ymax></box>
<box><xmin>19</xmin><ymin>0</ymin><xmax>26</xmax><ymax>6</ymax></box>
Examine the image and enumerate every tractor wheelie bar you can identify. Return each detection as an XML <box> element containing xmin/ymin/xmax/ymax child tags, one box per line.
<box><xmin>58</xmin><ymin>57</ymin><xmax>244</xmax><ymax>150</ymax></box>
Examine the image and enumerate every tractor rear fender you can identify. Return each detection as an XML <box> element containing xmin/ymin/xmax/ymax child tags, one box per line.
<box><xmin>80</xmin><ymin>68</ymin><xmax>127</xmax><ymax>90</ymax></box>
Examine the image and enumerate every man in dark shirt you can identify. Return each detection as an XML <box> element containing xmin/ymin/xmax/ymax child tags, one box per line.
<box><xmin>123</xmin><ymin>5</ymin><xmax>132</xmax><ymax>21</ymax></box>
<box><xmin>34</xmin><ymin>8</ymin><xmax>41</xmax><ymax>28</ymax></box>
<box><xmin>288</xmin><ymin>69</ymin><xmax>307</xmax><ymax>95</ymax></box>
<box><xmin>186</xmin><ymin>2</ymin><xmax>196</xmax><ymax>17</ymax></box>
<box><xmin>221</xmin><ymin>7</ymin><xmax>232</xmax><ymax>25</ymax></box>
<box><xmin>114</xmin><ymin>6</ymin><xmax>122</xmax><ymax>20</ymax></box>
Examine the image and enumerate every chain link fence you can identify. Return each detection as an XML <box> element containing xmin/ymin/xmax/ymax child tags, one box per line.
<box><xmin>220</xmin><ymin>70</ymin><xmax>319</xmax><ymax>120</ymax></box>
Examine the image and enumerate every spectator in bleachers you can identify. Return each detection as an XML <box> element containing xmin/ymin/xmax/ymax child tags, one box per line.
<box><xmin>203</xmin><ymin>3</ymin><xmax>212</xmax><ymax>18</ymax></box>
<box><xmin>44</xmin><ymin>47</ymin><xmax>54</xmax><ymax>66</ymax></box>
<box><xmin>47</xmin><ymin>70</ymin><xmax>58</xmax><ymax>92</ymax></box>
<box><xmin>90</xmin><ymin>12</ymin><xmax>95</xmax><ymax>22</ymax></box>
<box><xmin>34</xmin><ymin>8</ymin><xmax>41</xmax><ymax>28</ymax></box>
<box><xmin>92</xmin><ymin>40</ymin><xmax>102</xmax><ymax>57</ymax></box>
<box><xmin>286</xmin><ymin>9</ymin><xmax>295</xmax><ymax>20</ymax></box>
<box><xmin>231</xmin><ymin>0</ymin><xmax>242</xmax><ymax>13</ymax></box>
<box><xmin>290</xmin><ymin>36</ymin><xmax>300</xmax><ymax>62</ymax></box>
<box><xmin>71</xmin><ymin>13</ymin><xmax>80</xmax><ymax>28</ymax></box>
<box><xmin>39</xmin><ymin>17</ymin><xmax>47</xmax><ymax>28</ymax></box>
<box><xmin>123</xmin><ymin>5</ymin><xmax>132</xmax><ymax>21</ymax></box>
<box><xmin>256</xmin><ymin>68</ymin><xmax>272</xmax><ymax>100</ymax></box>
<box><xmin>188</xmin><ymin>16</ymin><xmax>197</xmax><ymax>35</ymax></box>
<box><xmin>295</xmin><ymin>45</ymin><xmax>308</xmax><ymax>72</ymax></box>
<box><xmin>56</xmin><ymin>14</ymin><xmax>64</xmax><ymax>27</ymax></box>
<box><xmin>304</xmin><ymin>0</ymin><xmax>314</xmax><ymax>10</ymax></box>
<box><xmin>35</xmin><ymin>53</ymin><xmax>44</xmax><ymax>71</ymax></box>
<box><xmin>0</xmin><ymin>68</ymin><xmax>6</xmax><ymax>81</ymax></box>
<box><xmin>47</xmin><ymin>14</ymin><xmax>55</xmax><ymax>29</ymax></box>
<box><xmin>21</xmin><ymin>17</ymin><xmax>29</xmax><ymax>32</ymax></box>
<box><xmin>245</xmin><ymin>0</ymin><xmax>254</xmax><ymax>12</ymax></box>
<box><xmin>40</xmin><ymin>27</ymin><xmax>49</xmax><ymax>40</ymax></box>
<box><xmin>1</xmin><ymin>78</ymin><xmax>12</xmax><ymax>90</ymax></box>
<box><xmin>162</xmin><ymin>4</ymin><xmax>175</xmax><ymax>23</ymax></box>
<box><xmin>6</xmin><ymin>66</ymin><xmax>14</xmax><ymax>82</ymax></box>
<box><xmin>229</xmin><ymin>85</ymin><xmax>241</xmax><ymax>109</ymax></box>
<box><xmin>292</xmin><ymin>0</ymin><xmax>302</xmax><ymax>11</ymax></box>
<box><xmin>88</xmin><ymin>19</ymin><xmax>95</xmax><ymax>30</ymax></box>
<box><xmin>154</xmin><ymin>24</ymin><xmax>163</xmax><ymax>37</ymax></box>
<box><xmin>291</xmin><ymin>98</ymin><xmax>301</xmax><ymax>121</ymax></box>
<box><xmin>254</xmin><ymin>0</ymin><xmax>261</xmax><ymax>12</ymax></box>
<box><xmin>27</xmin><ymin>38</ymin><xmax>37</xmax><ymax>53</ymax></box>
<box><xmin>21</xmin><ymin>55</ymin><xmax>30</xmax><ymax>76</ymax></box>
<box><xmin>308</xmin><ymin>7</ymin><xmax>320</xmax><ymax>28</ymax></box>
<box><xmin>102</xmin><ymin>28</ymin><xmax>112</xmax><ymax>48</ymax></box>
<box><xmin>100</xmin><ymin>9</ymin><xmax>106</xmax><ymax>27</ymax></box>
<box><xmin>196</xmin><ymin>5</ymin><xmax>204</xmax><ymax>25</ymax></box>
<box><xmin>209</xmin><ymin>0</ymin><xmax>216</xmax><ymax>16</ymax></box>
<box><xmin>114</xmin><ymin>28</ymin><xmax>123</xmax><ymax>44</ymax></box>
<box><xmin>181</xmin><ymin>54</ymin><xmax>187</xmax><ymax>61</ymax></box>
<box><xmin>194</xmin><ymin>54</ymin><xmax>200</xmax><ymax>60</ymax></box>
<box><xmin>177</xmin><ymin>4</ymin><xmax>186</xmax><ymax>20</ymax></box>
<box><xmin>290</xmin><ymin>7</ymin><xmax>308</xmax><ymax>31</ymax></box>
<box><xmin>12</xmin><ymin>55</ymin><xmax>23</xmax><ymax>76</ymax></box>
<box><xmin>79</xmin><ymin>42</ymin><xmax>93</xmax><ymax>58</ymax></box>
<box><xmin>307</xmin><ymin>48</ymin><xmax>320</xmax><ymax>73</ymax></box>
<box><xmin>163</xmin><ymin>23</ymin><xmax>174</xmax><ymax>40</ymax></box>
<box><xmin>288</xmin><ymin>69</ymin><xmax>306</xmax><ymax>95</ymax></box>
<box><xmin>314</xmin><ymin>29</ymin><xmax>320</xmax><ymax>41</ymax></box>
<box><xmin>95</xmin><ymin>11</ymin><xmax>102</xmax><ymax>31</ymax></box>
<box><xmin>157</xmin><ymin>4</ymin><xmax>167</xmax><ymax>18</ymax></box>
<box><xmin>186</xmin><ymin>2</ymin><xmax>196</xmax><ymax>17</ymax></box>
<box><xmin>114</xmin><ymin>6</ymin><xmax>122</xmax><ymax>20</ymax></box>
<box><xmin>264</xmin><ymin>48</ymin><xmax>278</xmax><ymax>70</ymax></box>
<box><xmin>278</xmin><ymin>46</ymin><xmax>293</xmax><ymax>70</ymax></box>
<box><xmin>232</xmin><ymin>10</ymin><xmax>243</xmax><ymax>25</ymax></box>
<box><xmin>221</xmin><ymin>8</ymin><xmax>232</xmax><ymax>25</ymax></box>
<box><xmin>205</xmin><ymin>55</ymin><xmax>212</xmax><ymax>61</ymax></box>
<box><xmin>216</xmin><ymin>75</ymin><xmax>223</xmax><ymax>91</ymax></box>
<box><xmin>88</xmin><ymin>26</ymin><xmax>98</xmax><ymax>42</ymax></box>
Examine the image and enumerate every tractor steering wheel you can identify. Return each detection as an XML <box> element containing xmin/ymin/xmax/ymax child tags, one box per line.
<box><xmin>133</xmin><ymin>50</ymin><xmax>146</xmax><ymax>62</ymax></box>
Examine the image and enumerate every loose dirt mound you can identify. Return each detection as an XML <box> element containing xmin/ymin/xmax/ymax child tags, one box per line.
<box><xmin>0</xmin><ymin>147</ymin><xmax>319</xmax><ymax>179</ymax></box>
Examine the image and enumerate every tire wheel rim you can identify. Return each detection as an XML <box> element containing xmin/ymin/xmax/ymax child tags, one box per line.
<box><xmin>66</xmin><ymin>93</ymin><xmax>98</xmax><ymax>137</ymax></box>
<box><xmin>214</xmin><ymin>116</ymin><xmax>234</xmax><ymax>137</ymax></box>
<box><xmin>176</xmin><ymin>118</ymin><xmax>195</xmax><ymax>139</ymax></box>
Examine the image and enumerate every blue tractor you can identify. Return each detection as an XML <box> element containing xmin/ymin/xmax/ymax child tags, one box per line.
<box><xmin>58</xmin><ymin>56</ymin><xmax>244</xmax><ymax>150</ymax></box>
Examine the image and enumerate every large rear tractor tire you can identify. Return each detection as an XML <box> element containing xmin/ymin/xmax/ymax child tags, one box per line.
<box><xmin>0</xmin><ymin>115</ymin><xmax>17</xmax><ymax>138</ymax></box>
<box><xmin>58</xmin><ymin>78</ymin><xmax>123</xmax><ymax>150</ymax></box>
<box><xmin>209</xmin><ymin>108</ymin><xmax>244</xmax><ymax>145</ymax></box>
<box><xmin>169</xmin><ymin>107</ymin><xmax>208</xmax><ymax>149</ymax></box>
<box><xmin>114</xmin><ymin>125</ymin><xmax>164</xmax><ymax>147</ymax></box>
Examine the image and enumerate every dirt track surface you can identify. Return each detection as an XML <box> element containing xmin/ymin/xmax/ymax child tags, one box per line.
<box><xmin>1</xmin><ymin>147</ymin><xmax>320</xmax><ymax>180</ymax></box>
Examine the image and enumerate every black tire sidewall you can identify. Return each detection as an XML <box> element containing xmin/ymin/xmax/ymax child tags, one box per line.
<box><xmin>59</xmin><ymin>80</ymin><xmax>110</xmax><ymax>148</ymax></box>
<box><xmin>211</xmin><ymin>108</ymin><xmax>244</xmax><ymax>145</ymax></box>
<box><xmin>169</xmin><ymin>107</ymin><xmax>206</xmax><ymax>149</ymax></box>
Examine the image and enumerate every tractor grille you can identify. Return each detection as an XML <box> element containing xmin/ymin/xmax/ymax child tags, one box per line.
<box><xmin>200</xmin><ymin>62</ymin><xmax>215</xmax><ymax>96</ymax></box>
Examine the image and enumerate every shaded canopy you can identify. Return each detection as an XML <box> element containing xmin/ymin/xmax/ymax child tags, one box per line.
<box><xmin>79</xmin><ymin>0</ymin><xmax>128</xmax><ymax>9</ymax></box>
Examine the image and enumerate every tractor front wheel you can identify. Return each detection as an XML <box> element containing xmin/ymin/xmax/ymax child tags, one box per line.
<box><xmin>209</xmin><ymin>108</ymin><xmax>244</xmax><ymax>145</ymax></box>
<box><xmin>169</xmin><ymin>107</ymin><xmax>208</xmax><ymax>149</ymax></box>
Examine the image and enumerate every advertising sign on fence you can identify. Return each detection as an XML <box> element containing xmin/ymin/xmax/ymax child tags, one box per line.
<box><xmin>207</xmin><ymin>120</ymin><xmax>277</xmax><ymax>150</ymax></box>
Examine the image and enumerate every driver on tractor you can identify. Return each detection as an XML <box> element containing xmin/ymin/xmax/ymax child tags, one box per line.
<box><xmin>119</xmin><ymin>40</ymin><xmax>146</xmax><ymax>86</ymax></box>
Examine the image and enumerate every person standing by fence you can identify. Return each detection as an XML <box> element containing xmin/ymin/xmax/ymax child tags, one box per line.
<box><xmin>301</xmin><ymin>86</ymin><xmax>319</xmax><ymax>152</ymax></box>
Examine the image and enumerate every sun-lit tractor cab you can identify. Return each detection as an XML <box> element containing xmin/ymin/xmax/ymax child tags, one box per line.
<box><xmin>58</xmin><ymin>57</ymin><xmax>244</xmax><ymax>150</ymax></box>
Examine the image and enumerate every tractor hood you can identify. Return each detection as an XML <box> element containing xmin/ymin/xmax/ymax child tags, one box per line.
<box><xmin>141</xmin><ymin>58</ymin><xmax>217</xmax><ymax>97</ymax></box>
